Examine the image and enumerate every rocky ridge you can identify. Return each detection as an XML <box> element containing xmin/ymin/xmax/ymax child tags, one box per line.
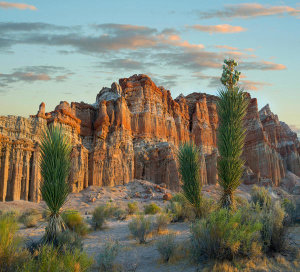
<box><xmin>0</xmin><ymin>74</ymin><xmax>299</xmax><ymax>202</ymax></box>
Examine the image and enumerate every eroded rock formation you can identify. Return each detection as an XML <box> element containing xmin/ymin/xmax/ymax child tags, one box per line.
<box><xmin>0</xmin><ymin>74</ymin><xmax>299</xmax><ymax>201</ymax></box>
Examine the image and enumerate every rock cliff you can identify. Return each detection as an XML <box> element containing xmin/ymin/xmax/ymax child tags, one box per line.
<box><xmin>0</xmin><ymin>74</ymin><xmax>299</xmax><ymax>201</ymax></box>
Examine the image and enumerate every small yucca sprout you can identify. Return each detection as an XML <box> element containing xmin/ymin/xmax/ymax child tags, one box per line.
<box><xmin>177</xmin><ymin>142</ymin><xmax>203</xmax><ymax>217</ymax></box>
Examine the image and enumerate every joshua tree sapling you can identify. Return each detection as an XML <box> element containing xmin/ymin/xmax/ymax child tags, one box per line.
<box><xmin>217</xmin><ymin>59</ymin><xmax>249</xmax><ymax>209</ymax></box>
<box><xmin>177</xmin><ymin>142</ymin><xmax>203</xmax><ymax>218</ymax></box>
<box><xmin>40</xmin><ymin>125</ymin><xmax>71</xmax><ymax>244</ymax></box>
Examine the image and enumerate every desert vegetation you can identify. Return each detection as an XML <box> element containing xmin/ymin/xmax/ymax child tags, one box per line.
<box><xmin>217</xmin><ymin>59</ymin><xmax>249</xmax><ymax>209</ymax></box>
<box><xmin>40</xmin><ymin>125</ymin><xmax>72</xmax><ymax>244</ymax></box>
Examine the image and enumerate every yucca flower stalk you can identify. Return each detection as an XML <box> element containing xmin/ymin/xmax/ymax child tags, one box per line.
<box><xmin>217</xmin><ymin>59</ymin><xmax>249</xmax><ymax>209</ymax></box>
<box><xmin>177</xmin><ymin>142</ymin><xmax>203</xmax><ymax>218</ymax></box>
<box><xmin>40</xmin><ymin>124</ymin><xmax>71</xmax><ymax>244</ymax></box>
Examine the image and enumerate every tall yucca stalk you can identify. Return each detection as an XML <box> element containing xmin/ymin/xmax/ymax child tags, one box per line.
<box><xmin>217</xmin><ymin>59</ymin><xmax>249</xmax><ymax>209</ymax></box>
<box><xmin>40</xmin><ymin>125</ymin><xmax>71</xmax><ymax>243</ymax></box>
<box><xmin>177</xmin><ymin>142</ymin><xmax>203</xmax><ymax>218</ymax></box>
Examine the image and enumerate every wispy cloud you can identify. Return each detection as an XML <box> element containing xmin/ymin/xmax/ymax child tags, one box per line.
<box><xmin>0</xmin><ymin>22</ymin><xmax>72</xmax><ymax>33</ymax></box>
<box><xmin>214</xmin><ymin>45</ymin><xmax>255</xmax><ymax>52</ymax></box>
<box><xmin>240</xmin><ymin>80</ymin><xmax>271</xmax><ymax>91</ymax></box>
<box><xmin>197</xmin><ymin>3</ymin><xmax>300</xmax><ymax>19</ymax></box>
<box><xmin>188</xmin><ymin>24</ymin><xmax>246</xmax><ymax>34</ymax></box>
<box><xmin>0</xmin><ymin>22</ymin><xmax>286</xmax><ymax>78</ymax></box>
<box><xmin>0</xmin><ymin>66</ymin><xmax>74</xmax><ymax>89</ymax></box>
<box><xmin>239</xmin><ymin>61</ymin><xmax>286</xmax><ymax>70</ymax></box>
<box><xmin>99</xmin><ymin>58</ymin><xmax>150</xmax><ymax>70</ymax></box>
<box><xmin>215</xmin><ymin>45</ymin><xmax>238</xmax><ymax>50</ymax></box>
<box><xmin>0</xmin><ymin>23</ymin><xmax>204</xmax><ymax>53</ymax></box>
<box><xmin>192</xmin><ymin>72</ymin><xmax>271</xmax><ymax>91</ymax></box>
<box><xmin>0</xmin><ymin>1</ymin><xmax>36</xmax><ymax>10</ymax></box>
<box><xmin>147</xmin><ymin>73</ymin><xmax>180</xmax><ymax>89</ymax></box>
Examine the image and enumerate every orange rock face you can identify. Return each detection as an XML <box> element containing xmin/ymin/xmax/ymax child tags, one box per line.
<box><xmin>0</xmin><ymin>74</ymin><xmax>299</xmax><ymax>202</ymax></box>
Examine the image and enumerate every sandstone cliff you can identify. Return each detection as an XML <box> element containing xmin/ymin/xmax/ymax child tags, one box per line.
<box><xmin>0</xmin><ymin>74</ymin><xmax>299</xmax><ymax>201</ymax></box>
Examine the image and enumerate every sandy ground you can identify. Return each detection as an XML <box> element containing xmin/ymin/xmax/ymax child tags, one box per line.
<box><xmin>1</xmin><ymin>180</ymin><xmax>300</xmax><ymax>272</ymax></box>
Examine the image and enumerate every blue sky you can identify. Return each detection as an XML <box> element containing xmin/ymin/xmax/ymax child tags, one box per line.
<box><xmin>0</xmin><ymin>0</ymin><xmax>299</xmax><ymax>135</ymax></box>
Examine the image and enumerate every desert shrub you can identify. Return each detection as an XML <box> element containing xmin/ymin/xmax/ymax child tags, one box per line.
<box><xmin>62</xmin><ymin>210</ymin><xmax>89</xmax><ymax>236</ymax></box>
<box><xmin>235</xmin><ymin>195</ymin><xmax>249</xmax><ymax>208</ymax></box>
<box><xmin>260</xmin><ymin>201</ymin><xmax>287</xmax><ymax>253</ymax></box>
<box><xmin>190</xmin><ymin>208</ymin><xmax>262</xmax><ymax>262</ymax></box>
<box><xmin>92</xmin><ymin>205</ymin><xmax>111</xmax><ymax>230</ymax></box>
<box><xmin>251</xmin><ymin>185</ymin><xmax>272</xmax><ymax>208</ymax></box>
<box><xmin>170</xmin><ymin>193</ymin><xmax>186</xmax><ymax>203</ymax></box>
<box><xmin>156</xmin><ymin>234</ymin><xmax>177</xmax><ymax>263</ymax></box>
<box><xmin>19</xmin><ymin>209</ymin><xmax>42</xmax><ymax>228</ymax></box>
<box><xmin>128</xmin><ymin>215</ymin><xmax>152</xmax><ymax>244</ymax></box>
<box><xmin>127</xmin><ymin>202</ymin><xmax>139</xmax><ymax>215</ymax></box>
<box><xmin>198</xmin><ymin>197</ymin><xmax>215</xmax><ymax>217</ymax></box>
<box><xmin>154</xmin><ymin>213</ymin><xmax>171</xmax><ymax>234</ymax></box>
<box><xmin>167</xmin><ymin>194</ymin><xmax>214</xmax><ymax>222</ymax></box>
<box><xmin>113</xmin><ymin>209</ymin><xmax>127</xmax><ymax>221</ymax></box>
<box><xmin>19</xmin><ymin>244</ymin><xmax>93</xmax><ymax>272</ymax></box>
<box><xmin>0</xmin><ymin>213</ymin><xmax>29</xmax><ymax>272</ymax></box>
<box><xmin>281</xmin><ymin>198</ymin><xmax>296</xmax><ymax>225</ymax></box>
<box><xmin>56</xmin><ymin>230</ymin><xmax>83</xmax><ymax>253</ymax></box>
<box><xmin>105</xmin><ymin>203</ymin><xmax>120</xmax><ymax>218</ymax></box>
<box><xmin>167</xmin><ymin>197</ymin><xmax>195</xmax><ymax>222</ymax></box>
<box><xmin>98</xmin><ymin>239</ymin><xmax>120</xmax><ymax>272</ymax></box>
<box><xmin>19</xmin><ymin>214</ymin><xmax>39</xmax><ymax>228</ymax></box>
<box><xmin>144</xmin><ymin>202</ymin><xmax>161</xmax><ymax>215</ymax></box>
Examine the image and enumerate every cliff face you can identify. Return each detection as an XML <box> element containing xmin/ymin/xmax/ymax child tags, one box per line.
<box><xmin>0</xmin><ymin>74</ymin><xmax>299</xmax><ymax>201</ymax></box>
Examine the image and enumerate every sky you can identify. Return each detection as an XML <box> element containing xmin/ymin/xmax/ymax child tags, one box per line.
<box><xmin>0</xmin><ymin>0</ymin><xmax>299</xmax><ymax>136</ymax></box>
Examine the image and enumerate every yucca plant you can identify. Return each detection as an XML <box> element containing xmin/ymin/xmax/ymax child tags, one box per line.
<box><xmin>217</xmin><ymin>59</ymin><xmax>249</xmax><ymax>209</ymax></box>
<box><xmin>40</xmin><ymin>125</ymin><xmax>72</xmax><ymax>244</ymax></box>
<box><xmin>177</xmin><ymin>142</ymin><xmax>203</xmax><ymax>218</ymax></box>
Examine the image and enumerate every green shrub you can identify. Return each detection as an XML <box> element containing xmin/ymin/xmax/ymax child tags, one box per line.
<box><xmin>260</xmin><ymin>201</ymin><xmax>287</xmax><ymax>253</ymax></box>
<box><xmin>113</xmin><ymin>209</ymin><xmax>127</xmax><ymax>221</ymax></box>
<box><xmin>19</xmin><ymin>209</ymin><xmax>42</xmax><ymax>228</ymax></box>
<box><xmin>0</xmin><ymin>213</ymin><xmax>28</xmax><ymax>272</ymax></box>
<box><xmin>105</xmin><ymin>203</ymin><xmax>120</xmax><ymax>218</ymax></box>
<box><xmin>62</xmin><ymin>210</ymin><xmax>89</xmax><ymax>236</ymax></box>
<box><xmin>251</xmin><ymin>185</ymin><xmax>271</xmax><ymax>208</ymax></box>
<box><xmin>144</xmin><ymin>203</ymin><xmax>161</xmax><ymax>215</ymax></box>
<box><xmin>19</xmin><ymin>244</ymin><xmax>93</xmax><ymax>272</ymax></box>
<box><xmin>154</xmin><ymin>213</ymin><xmax>171</xmax><ymax>234</ymax></box>
<box><xmin>190</xmin><ymin>208</ymin><xmax>262</xmax><ymax>262</ymax></box>
<box><xmin>92</xmin><ymin>205</ymin><xmax>111</xmax><ymax>230</ymax></box>
<box><xmin>56</xmin><ymin>230</ymin><xmax>83</xmax><ymax>253</ymax></box>
<box><xmin>167</xmin><ymin>194</ymin><xmax>214</xmax><ymax>222</ymax></box>
<box><xmin>156</xmin><ymin>234</ymin><xmax>177</xmax><ymax>262</ymax></box>
<box><xmin>127</xmin><ymin>202</ymin><xmax>139</xmax><ymax>215</ymax></box>
<box><xmin>167</xmin><ymin>198</ymin><xmax>195</xmax><ymax>222</ymax></box>
<box><xmin>20</xmin><ymin>215</ymin><xmax>39</xmax><ymax>228</ymax></box>
<box><xmin>128</xmin><ymin>215</ymin><xmax>152</xmax><ymax>243</ymax></box>
<box><xmin>171</xmin><ymin>193</ymin><xmax>186</xmax><ymax>203</ymax></box>
<box><xmin>98</xmin><ymin>239</ymin><xmax>120</xmax><ymax>272</ymax></box>
<box><xmin>281</xmin><ymin>198</ymin><xmax>296</xmax><ymax>225</ymax></box>
<box><xmin>235</xmin><ymin>195</ymin><xmax>249</xmax><ymax>208</ymax></box>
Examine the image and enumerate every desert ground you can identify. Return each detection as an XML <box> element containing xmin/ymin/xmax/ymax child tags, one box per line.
<box><xmin>1</xmin><ymin>180</ymin><xmax>300</xmax><ymax>272</ymax></box>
